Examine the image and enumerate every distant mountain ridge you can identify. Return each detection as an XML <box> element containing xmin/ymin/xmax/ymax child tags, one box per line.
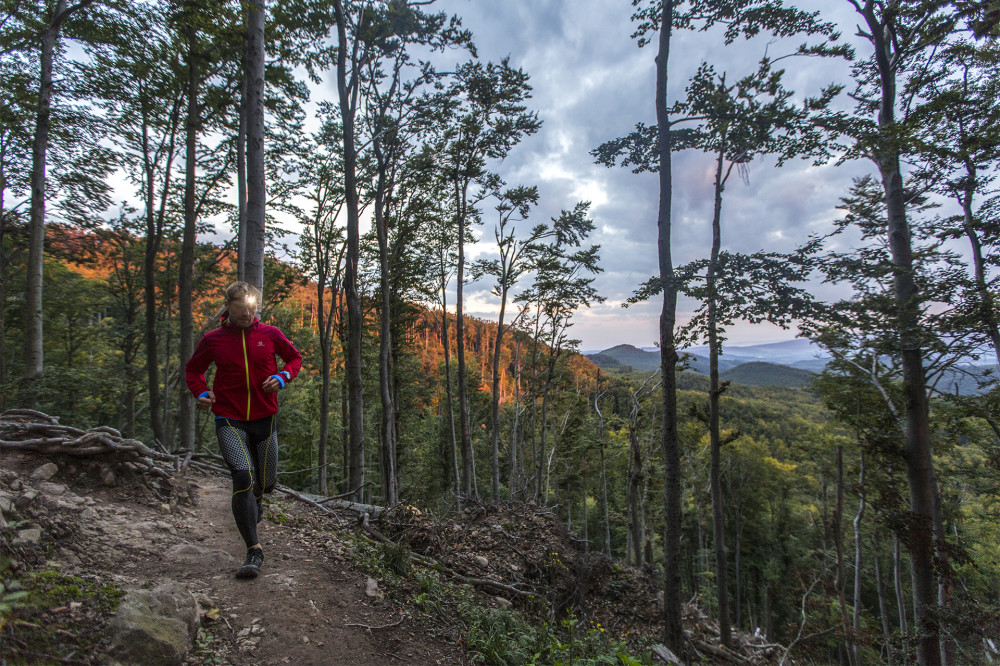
<box><xmin>587</xmin><ymin>341</ymin><xmax>825</xmax><ymax>388</ymax></box>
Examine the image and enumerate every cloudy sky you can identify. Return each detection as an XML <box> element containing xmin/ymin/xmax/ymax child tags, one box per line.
<box><xmin>392</xmin><ymin>0</ymin><xmax>875</xmax><ymax>352</ymax></box>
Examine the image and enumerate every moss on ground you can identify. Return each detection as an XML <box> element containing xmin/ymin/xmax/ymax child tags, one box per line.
<box><xmin>0</xmin><ymin>564</ymin><xmax>125</xmax><ymax>664</ymax></box>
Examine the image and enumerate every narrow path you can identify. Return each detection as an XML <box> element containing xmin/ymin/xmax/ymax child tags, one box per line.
<box><xmin>158</xmin><ymin>475</ymin><xmax>454</xmax><ymax>665</ymax></box>
<box><xmin>4</xmin><ymin>448</ymin><xmax>462</xmax><ymax>665</ymax></box>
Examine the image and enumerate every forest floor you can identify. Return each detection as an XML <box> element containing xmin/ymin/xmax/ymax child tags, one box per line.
<box><xmin>0</xmin><ymin>447</ymin><xmax>464</xmax><ymax>665</ymax></box>
<box><xmin>0</xmin><ymin>411</ymin><xmax>783</xmax><ymax>665</ymax></box>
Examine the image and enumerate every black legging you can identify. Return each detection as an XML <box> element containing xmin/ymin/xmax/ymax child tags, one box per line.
<box><xmin>215</xmin><ymin>416</ymin><xmax>278</xmax><ymax>549</ymax></box>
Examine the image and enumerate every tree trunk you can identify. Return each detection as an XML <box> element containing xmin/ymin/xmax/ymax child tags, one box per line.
<box><xmin>456</xmin><ymin>212</ymin><xmax>473</xmax><ymax>498</ymax></box>
<box><xmin>22</xmin><ymin>0</ymin><xmax>69</xmax><ymax>407</ymax></box>
<box><xmin>441</xmin><ymin>283</ymin><xmax>460</xmax><ymax>508</ymax></box>
<box><xmin>489</xmin><ymin>290</ymin><xmax>508</xmax><ymax>502</ymax></box>
<box><xmin>595</xmin><ymin>386</ymin><xmax>612</xmax><ymax>557</ymax></box>
<box><xmin>867</xmin><ymin>9</ymin><xmax>940</xmax><ymax>662</ymax></box>
<box><xmin>655</xmin><ymin>0</ymin><xmax>683</xmax><ymax>651</ymax></box>
<box><xmin>628</xmin><ymin>424</ymin><xmax>643</xmax><ymax>566</ymax></box>
<box><xmin>243</xmin><ymin>0</ymin><xmax>266</xmax><ymax>293</ymax></box>
<box><xmin>142</xmin><ymin>99</ymin><xmax>177</xmax><ymax>448</ymax></box>
<box><xmin>178</xmin><ymin>15</ymin><xmax>200</xmax><ymax>453</ymax></box>
<box><xmin>875</xmin><ymin>532</ymin><xmax>895</xmax><ymax>665</ymax></box>
<box><xmin>333</xmin><ymin>0</ymin><xmax>365</xmax><ymax>501</ymax></box>
<box><xmin>708</xmin><ymin>144</ymin><xmax>731</xmax><ymax>649</ymax></box>
<box><xmin>834</xmin><ymin>445</ymin><xmax>852</xmax><ymax>665</ymax></box>
<box><xmin>853</xmin><ymin>449</ymin><xmax>866</xmax><ymax>666</ymax></box>
<box><xmin>893</xmin><ymin>533</ymin><xmax>910</xmax><ymax>661</ymax></box>
<box><xmin>374</xmin><ymin>169</ymin><xmax>397</xmax><ymax>506</ymax></box>
<box><xmin>237</xmin><ymin>37</ymin><xmax>248</xmax><ymax>281</ymax></box>
<box><xmin>509</xmin><ymin>341</ymin><xmax>523</xmax><ymax>501</ymax></box>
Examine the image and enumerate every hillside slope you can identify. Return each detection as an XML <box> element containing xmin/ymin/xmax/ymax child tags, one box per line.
<box><xmin>720</xmin><ymin>361</ymin><xmax>816</xmax><ymax>388</ymax></box>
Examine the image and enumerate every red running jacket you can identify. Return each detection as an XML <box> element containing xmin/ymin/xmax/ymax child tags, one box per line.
<box><xmin>185</xmin><ymin>317</ymin><xmax>303</xmax><ymax>421</ymax></box>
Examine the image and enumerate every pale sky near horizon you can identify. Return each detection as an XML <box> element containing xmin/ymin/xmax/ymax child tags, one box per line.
<box><xmin>412</xmin><ymin>0</ymin><xmax>875</xmax><ymax>352</ymax></box>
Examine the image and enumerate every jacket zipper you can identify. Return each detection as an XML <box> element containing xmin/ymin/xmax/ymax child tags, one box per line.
<box><xmin>242</xmin><ymin>329</ymin><xmax>251</xmax><ymax>419</ymax></box>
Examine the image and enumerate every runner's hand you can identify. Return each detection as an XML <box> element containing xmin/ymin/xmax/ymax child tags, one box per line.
<box><xmin>197</xmin><ymin>391</ymin><xmax>216</xmax><ymax>410</ymax></box>
<box><xmin>262</xmin><ymin>376</ymin><xmax>282</xmax><ymax>393</ymax></box>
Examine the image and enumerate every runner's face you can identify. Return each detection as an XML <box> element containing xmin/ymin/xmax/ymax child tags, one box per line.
<box><xmin>227</xmin><ymin>297</ymin><xmax>256</xmax><ymax>328</ymax></box>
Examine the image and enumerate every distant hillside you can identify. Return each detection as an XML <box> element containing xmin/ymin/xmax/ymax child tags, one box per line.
<box><xmin>720</xmin><ymin>361</ymin><xmax>816</xmax><ymax>388</ymax></box>
<box><xmin>587</xmin><ymin>344</ymin><xmax>661</xmax><ymax>371</ymax></box>
<box><xmin>589</xmin><ymin>345</ymin><xmax>772</xmax><ymax>375</ymax></box>
<box><xmin>687</xmin><ymin>338</ymin><xmax>830</xmax><ymax>365</ymax></box>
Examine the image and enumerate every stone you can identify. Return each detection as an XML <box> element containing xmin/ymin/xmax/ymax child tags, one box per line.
<box><xmin>495</xmin><ymin>596</ymin><xmax>512</xmax><ymax>608</ymax></box>
<box><xmin>12</xmin><ymin>527</ymin><xmax>42</xmax><ymax>546</ymax></box>
<box><xmin>0</xmin><ymin>496</ymin><xmax>12</xmax><ymax>516</ymax></box>
<box><xmin>38</xmin><ymin>481</ymin><xmax>67</xmax><ymax>496</ymax></box>
<box><xmin>108</xmin><ymin>581</ymin><xmax>200</xmax><ymax>666</ymax></box>
<box><xmin>30</xmin><ymin>463</ymin><xmax>59</xmax><ymax>481</ymax></box>
<box><xmin>101</xmin><ymin>468</ymin><xmax>117</xmax><ymax>487</ymax></box>
<box><xmin>365</xmin><ymin>577</ymin><xmax>380</xmax><ymax>598</ymax></box>
<box><xmin>474</xmin><ymin>555</ymin><xmax>489</xmax><ymax>568</ymax></box>
<box><xmin>15</xmin><ymin>489</ymin><xmax>38</xmax><ymax>510</ymax></box>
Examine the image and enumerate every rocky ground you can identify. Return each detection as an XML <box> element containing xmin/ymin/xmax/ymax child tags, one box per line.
<box><xmin>0</xmin><ymin>448</ymin><xmax>464</xmax><ymax>665</ymax></box>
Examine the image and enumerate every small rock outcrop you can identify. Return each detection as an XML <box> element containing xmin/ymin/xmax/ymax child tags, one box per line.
<box><xmin>108</xmin><ymin>581</ymin><xmax>201</xmax><ymax>666</ymax></box>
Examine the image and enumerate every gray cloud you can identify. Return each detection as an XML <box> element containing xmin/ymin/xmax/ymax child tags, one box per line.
<box><xmin>433</xmin><ymin>0</ymin><xmax>873</xmax><ymax>351</ymax></box>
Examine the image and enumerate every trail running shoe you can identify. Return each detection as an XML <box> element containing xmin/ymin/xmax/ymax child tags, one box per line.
<box><xmin>256</xmin><ymin>496</ymin><xmax>264</xmax><ymax>524</ymax></box>
<box><xmin>236</xmin><ymin>547</ymin><xmax>264</xmax><ymax>579</ymax></box>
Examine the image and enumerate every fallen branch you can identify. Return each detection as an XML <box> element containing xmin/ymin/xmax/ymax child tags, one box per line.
<box><xmin>359</xmin><ymin>517</ymin><xmax>531</xmax><ymax>598</ymax></box>
<box><xmin>693</xmin><ymin>639</ymin><xmax>745</xmax><ymax>663</ymax></box>
<box><xmin>345</xmin><ymin>615</ymin><xmax>406</xmax><ymax>631</ymax></box>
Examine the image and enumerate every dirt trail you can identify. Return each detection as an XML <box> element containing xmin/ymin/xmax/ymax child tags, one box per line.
<box><xmin>4</xmin><ymin>450</ymin><xmax>463</xmax><ymax>665</ymax></box>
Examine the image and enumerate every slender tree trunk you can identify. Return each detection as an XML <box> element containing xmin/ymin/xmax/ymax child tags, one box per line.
<box><xmin>656</xmin><ymin>0</ymin><xmax>683</xmax><ymax>651</ymax></box>
<box><xmin>316</xmin><ymin>262</ymin><xmax>332</xmax><ymax>495</ymax></box>
<box><xmin>441</xmin><ymin>285</ymin><xmax>460</xmax><ymax>508</ymax></box>
<box><xmin>243</xmin><ymin>0</ymin><xmax>266</xmax><ymax>293</ymax></box>
<box><xmin>0</xmin><ymin>220</ymin><xmax>8</xmax><ymax>409</ymax></box>
<box><xmin>142</xmin><ymin>104</ymin><xmax>176</xmax><ymax>448</ymax></box>
<box><xmin>867</xmin><ymin>10</ymin><xmax>940</xmax><ymax>662</ymax></box>
<box><xmin>595</xmin><ymin>387</ymin><xmax>612</xmax><ymax>557</ymax></box>
<box><xmin>456</xmin><ymin>205</ymin><xmax>473</xmax><ymax>498</ymax></box>
<box><xmin>893</xmin><ymin>533</ymin><xmax>910</xmax><ymax>664</ymax></box>
<box><xmin>319</xmin><ymin>333</ymin><xmax>331</xmax><ymax>494</ymax></box>
<box><xmin>583</xmin><ymin>452</ymin><xmax>589</xmax><ymax>553</ymax></box>
<box><xmin>708</xmin><ymin>144</ymin><xmax>731</xmax><ymax>649</ymax></box>
<box><xmin>538</xmin><ymin>348</ymin><xmax>559</xmax><ymax>505</ymax></box>
<box><xmin>489</xmin><ymin>289</ymin><xmax>508</xmax><ymax>502</ymax></box>
<box><xmin>853</xmin><ymin>449</ymin><xmax>866</xmax><ymax>666</ymax></box>
<box><xmin>628</xmin><ymin>423</ymin><xmax>643</xmax><ymax>566</ymax></box>
<box><xmin>874</xmin><ymin>532</ymin><xmax>896</xmax><ymax>666</ymax></box>
<box><xmin>178</xmin><ymin>17</ymin><xmax>201</xmax><ymax>453</ymax></box>
<box><xmin>374</xmin><ymin>170</ymin><xmax>397</xmax><ymax>506</ymax></box>
<box><xmin>509</xmin><ymin>341</ymin><xmax>523</xmax><ymax>501</ymax></box>
<box><xmin>333</xmin><ymin>0</ymin><xmax>365</xmax><ymax>501</ymax></box>
<box><xmin>735</xmin><ymin>525</ymin><xmax>742</xmax><ymax>630</ymax></box>
<box><xmin>23</xmin><ymin>0</ymin><xmax>70</xmax><ymax>407</ymax></box>
<box><xmin>834</xmin><ymin>445</ymin><xmax>853</xmax><ymax>665</ymax></box>
<box><xmin>237</xmin><ymin>38</ymin><xmax>248</xmax><ymax>281</ymax></box>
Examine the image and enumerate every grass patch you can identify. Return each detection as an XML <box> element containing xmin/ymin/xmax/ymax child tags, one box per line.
<box><xmin>0</xmin><ymin>565</ymin><xmax>125</xmax><ymax>663</ymax></box>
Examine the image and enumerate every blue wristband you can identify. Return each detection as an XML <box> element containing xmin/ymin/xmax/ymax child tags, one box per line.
<box><xmin>270</xmin><ymin>374</ymin><xmax>286</xmax><ymax>389</ymax></box>
<box><xmin>280</xmin><ymin>370</ymin><xmax>291</xmax><ymax>381</ymax></box>
<box><xmin>198</xmin><ymin>391</ymin><xmax>211</xmax><ymax>399</ymax></box>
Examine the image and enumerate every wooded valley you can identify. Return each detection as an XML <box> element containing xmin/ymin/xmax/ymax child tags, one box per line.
<box><xmin>2</xmin><ymin>0</ymin><xmax>1000</xmax><ymax>664</ymax></box>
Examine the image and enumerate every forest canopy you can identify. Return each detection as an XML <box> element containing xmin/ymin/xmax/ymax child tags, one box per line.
<box><xmin>2</xmin><ymin>1</ymin><xmax>999</xmax><ymax>664</ymax></box>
